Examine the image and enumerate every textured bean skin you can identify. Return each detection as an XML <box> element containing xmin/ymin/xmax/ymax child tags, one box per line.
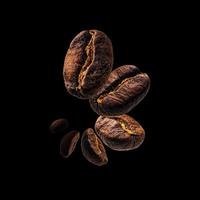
<box><xmin>49</xmin><ymin>118</ymin><xmax>69</xmax><ymax>134</ymax></box>
<box><xmin>60</xmin><ymin>130</ymin><xmax>80</xmax><ymax>158</ymax></box>
<box><xmin>95</xmin><ymin>114</ymin><xmax>145</xmax><ymax>151</ymax></box>
<box><xmin>89</xmin><ymin>65</ymin><xmax>150</xmax><ymax>116</ymax></box>
<box><xmin>63</xmin><ymin>30</ymin><xmax>113</xmax><ymax>99</ymax></box>
<box><xmin>81</xmin><ymin>128</ymin><xmax>108</xmax><ymax>166</ymax></box>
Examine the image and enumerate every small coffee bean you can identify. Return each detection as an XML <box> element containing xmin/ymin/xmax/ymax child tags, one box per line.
<box><xmin>81</xmin><ymin>128</ymin><xmax>108</xmax><ymax>166</ymax></box>
<box><xmin>63</xmin><ymin>30</ymin><xmax>113</xmax><ymax>99</ymax></box>
<box><xmin>95</xmin><ymin>114</ymin><xmax>145</xmax><ymax>151</ymax></box>
<box><xmin>89</xmin><ymin>65</ymin><xmax>150</xmax><ymax>116</ymax></box>
<box><xmin>60</xmin><ymin>130</ymin><xmax>80</xmax><ymax>158</ymax></box>
<box><xmin>49</xmin><ymin>118</ymin><xmax>69</xmax><ymax>134</ymax></box>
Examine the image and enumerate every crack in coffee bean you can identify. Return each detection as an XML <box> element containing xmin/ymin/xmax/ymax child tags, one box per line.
<box><xmin>77</xmin><ymin>30</ymin><xmax>95</xmax><ymax>90</ymax></box>
<box><xmin>97</xmin><ymin>77</ymin><xmax>135</xmax><ymax>103</ymax></box>
<box><xmin>119</xmin><ymin>121</ymin><xmax>137</xmax><ymax>135</ymax></box>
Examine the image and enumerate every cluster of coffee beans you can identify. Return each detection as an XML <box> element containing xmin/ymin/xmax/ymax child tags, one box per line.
<box><xmin>50</xmin><ymin>30</ymin><xmax>150</xmax><ymax>166</ymax></box>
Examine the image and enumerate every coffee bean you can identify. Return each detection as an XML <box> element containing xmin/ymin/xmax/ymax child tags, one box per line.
<box><xmin>89</xmin><ymin>65</ymin><xmax>150</xmax><ymax>116</ymax></box>
<box><xmin>95</xmin><ymin>114</ymin><xmax>145</xmax><ymax>151</ymax></box>
<box><xmin>81</xmin><ymin>128</ymin><xmax>108</xmax><ymax>166</ymax></box>
<box><xmin>60</xmin><ymin>130</ymin><xmax>80</xmax><ymax>158</ymax></box>
<box><xmin>49</xmin><ymin>118</ymin><xmax>69</xmax><ymax>134</ymax></box>
<box><xmin>63</xmin><ymin>30</ymin><xmax>113</xmax><ymax>99</ymax></box>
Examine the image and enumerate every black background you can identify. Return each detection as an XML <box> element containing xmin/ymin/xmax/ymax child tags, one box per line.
<box><xmin>41</xmin><ymin>12</ymin><xmax>171</xmax><ymax>179</ymax></box>
<box><xmin>7</xmin><ymin>2</ymin><xmax>188</xmax><ymax>194</ymax></box>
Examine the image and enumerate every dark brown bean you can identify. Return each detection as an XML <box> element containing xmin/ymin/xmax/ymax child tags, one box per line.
<box><xmin>81</xmin><ymin>128</ymin><xmax>108</xmax><ymax>166</ymax></box>
<box><xmin>89</xmin><ymin>65</ymin><xmax>150</xmax><ymax>116</ymax></box>
<box><xmin>63</xmin><ymin>30</ymin><xmax>113</xmax><ymax>99</ymax></box>
<box><xmin>95</xmin><ymin>114</ymin><xmax>145</xmax><ymax>151</ymax></box>
<box><xmin>49</xmin><ymin>118</ymin><xmax>69</xmax><ymax>134</ymax></box>
<box><xmin>60</xmin><ymin>130</ymin><xmax>80</xmax><ymax>158</ymax></box>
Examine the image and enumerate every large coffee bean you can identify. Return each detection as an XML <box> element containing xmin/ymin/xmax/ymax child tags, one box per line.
<box><xmin>95</xmin><ymin>114</ymin><xmax>145</xmax><ymax>151</ymax></box>
<box><xmin>63</xmin><ymin>30</ymin><xmax>113</xmax><ymax>99</ymax></box>
<box><xmin>90</xmin><ymin>65</ymin><xmax>150</xmax><ymax>116</ymax></box>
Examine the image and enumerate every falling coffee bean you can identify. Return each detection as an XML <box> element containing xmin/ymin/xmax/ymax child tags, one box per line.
<box><xmin>95</xmin><ymin>114</ymin><xmax>145</xmax><ymax>151</ymax></box>
<box><xmin>81</xmin><ymin>128</ymin><xmax>108</xmax><ymax>166</ymax></box>
<box><xmin>63</xmin><ymin>30</ymin><xmax>113</xmax><ymax>99</ymax></box>
<box><xmin>60</xmin><ymin>130</ymin><xmax>80</xmax><ymax>158</ymax></box>
<box><xmin>90</xmin><ymin>65</ymin><xmax>150</xmax><ymax>116</ymax></box>
<box><xmin>49</xmin><ymin>118</ymin><xmax>69</xmax><ymax>134</ymax></box>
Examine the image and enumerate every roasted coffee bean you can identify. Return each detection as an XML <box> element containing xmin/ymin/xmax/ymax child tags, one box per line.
<box><xmin>63</xmin><ymin>30</ymin><xmax>113</xmax><ymax>99</ymax></box>
<box><xmin>95</xmin><ymin>114</ymin><xmax>145</xmax><ymax>151</ymax></box>
<box><xmin>60</xmin><ymin>130</ymin><xmax>80</xmax><ymax>158</ymax></box>
<box><xmin>81</xmin><ymin>128</ymin><xmax>108</xmax><ymax>166</ymax></box>
<box><xmin>49</xmin><ymin>118</ymin><xmax>69</xmax><ymax>134</ymax></box>
<box><xmin>90</xmin><ymin>65</ymin><xmax>150</xmax><ymax>116</ymax></box>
